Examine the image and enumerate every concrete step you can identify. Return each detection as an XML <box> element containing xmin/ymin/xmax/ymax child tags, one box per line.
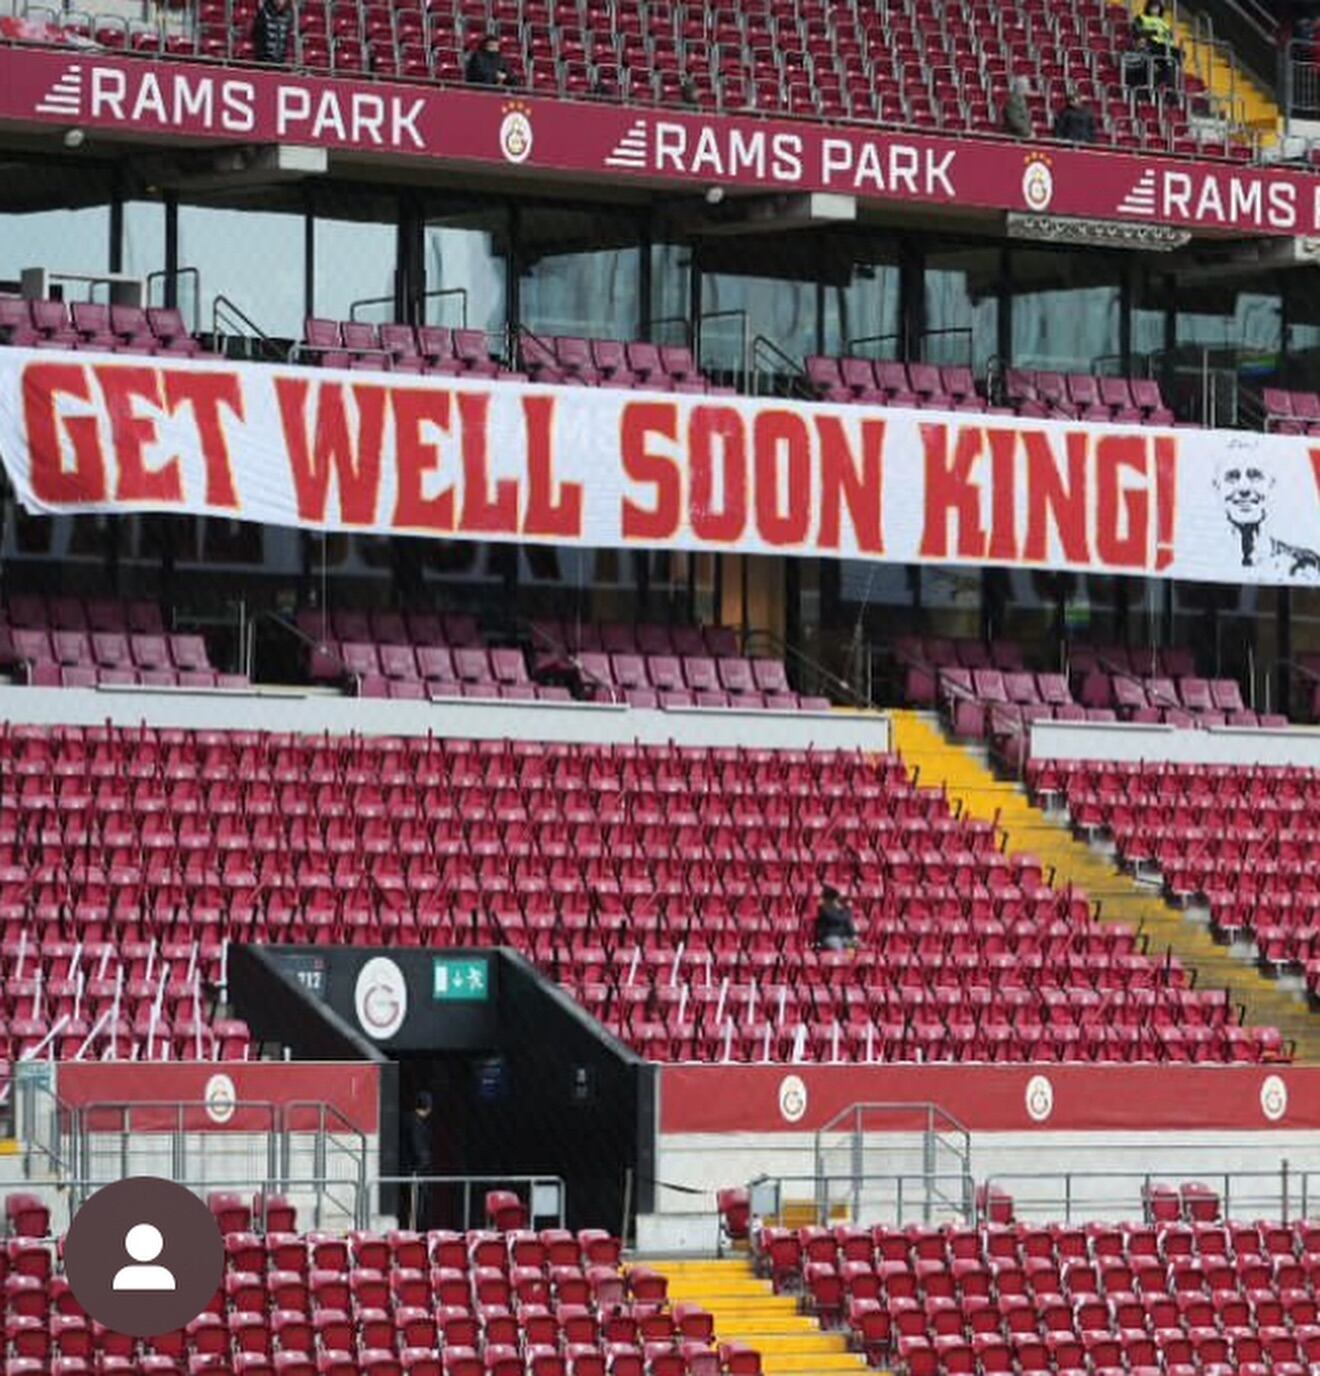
<box><xmin>758</xmin><ymin>1354</ymin><xmax>868</xmax><ymax>1374</ymax></box>
<box><xmin>725</xmin><ymin>1334</ymin><xmax>850</xmax><ymax>1355</ymax></box>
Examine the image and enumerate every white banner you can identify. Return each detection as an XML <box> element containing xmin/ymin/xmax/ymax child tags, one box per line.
<box><xmin>1</xmin><ymin>348</ymin><xmax>1318</xmax><ymax>585</ymax></box>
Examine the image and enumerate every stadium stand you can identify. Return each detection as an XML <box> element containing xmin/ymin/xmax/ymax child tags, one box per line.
<box><xmin>0</xmin><ymin>598</ymin><xmax>245</xmax><ymax>691</ymax></box>
<box><xmin>0</xmin><ymin>724</ymin><xmax>1286</xmax><ymax>1086</ymax></box>
<box><xmin>755</xmin><ymin>1212</ymin><xmax>1320</xmax><ymax>1376</ymax></box>
<box><xmin>804</xmin><ymin>361</ymin><xmax>1179</xmax><ymax>427</ymax></box>
<box><xmin>7</xmin><ymin>0</ymin><xmax>1250</xmax><ymax>156</ymax></box>
<box><xmin>0</xmin><ymin>1202</ymin><xmax>760</xmax><ymax>1376</ymax></box>
<box><xmin>0</xmin><ymin>300</ymin><xmax>217</xmax><ymax>359</ymax></box>
<box><xmin>1027</xmin><ymin>757</ymin><xmax>1320</xmax><ymax>1004</ymax></box>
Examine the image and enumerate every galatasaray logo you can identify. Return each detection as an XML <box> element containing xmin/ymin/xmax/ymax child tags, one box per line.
<box><xmin>1022</xmin><ymin>153</ymin><xmax>1054</xmax><ymax>213</ymax></box>
<box><xmin>499</xmin><ymin>101</ymin><xmax>533</xmax><ymax>164</ymax></box>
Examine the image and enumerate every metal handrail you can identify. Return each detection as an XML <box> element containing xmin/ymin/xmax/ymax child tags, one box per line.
<box><xmin>920</xmin><ymin>326</ymin><xmax>974</xmax><ymax>364</ymax></box>
<box><xmin>17</xmin><ymin>1178</ymin><xmax>361</xmax><ymax>1236</ymax></box>
<box><xmin>146</xmin><ymin>267</ymin><xmax>203</xmax><ymax>334</ymax></box>
<box><xmin>750</xmin><ymin>333</ymin><xmax>812</xmax><ymax>399</ymax></box>
<box><xmin>367</xmin><ymin>1174</ymin><xmax>567</xmax><ymax>1230</ymax></box>
<box><xmin>649</xmin><ymin>314</ymin><xmax>693</xmax><ymax>346</ymax></box>
<box><xmin>743</xmin><ymin>626</ymin><xmax>881</xmax><ymax>713</ymax></box>
<box><xmin>212</xmin><ymin>293</ymin><xmax>284</xmax><ymax>361</ymax></box>
<box><xmin>845</xmin><ymin>332</ymin><xmax>900</xmax><ymax>358</ymax></box>
<box><xmin>347</xmin><ymin>286</ymin><xmax>470</xmax><ymax>327</ymax></box>
<box><xmin>983</xmin><ymin>1165</ymin><xmax>1316</xmax><ymax>1225</ymax></box>
<box><xmin>748</xmin><ymin>1171</ymin><xmax>977</xmax><ymax>1228</ymax></box>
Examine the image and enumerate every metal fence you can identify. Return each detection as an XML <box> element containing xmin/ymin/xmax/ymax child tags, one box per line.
<box><xmin>10</xmin><ymin>1173</ymin><xmax>568</xmax><ymax>1235</ymax></box>
<box><xmin>983</xmin><ymin>1165</ymin><xmax>1320</xmax><ymax>1225</ymax></box>
<box><xmin>748</xmin><ymin>1171</ymin><xmax>976</xmax><ymax>1228</ymax></box>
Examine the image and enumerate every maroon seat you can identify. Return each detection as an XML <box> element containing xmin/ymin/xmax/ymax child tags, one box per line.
<box><xmin>0</xmin><ymin>298</ymin><xmax>39</xmax><ymax>347</ymax></box>
<box><xmin>148</xmin><ymin>307</ymin><xmax>202</xmax><ymax>356</ymax></box>
<box><xmin>752</xmin><ymin>660</ymin><xmax>790</xmax><ymax>694</ymax></box>
<box><xmin>70</xmin><ymin>302</ymin><xmax>119</xmax><ymax>351</ymax></box>
<box><xmin>648</xmin><ymin>656</ymin><xmax>684</xmax><ymax>692</ymax></box>
<box><xmin>717</xmin><ymin>657</ymin><xmax>756</xmax><ymax>695</ymax></box>
<box><xmin>454</xmin><ymin>329</ymin><xmax>499</xmax><ymax>378</ymax></box>
<box><xmin>453</xmin><ymin>648</ymin><xmax>494</xmax><ymax>683</ymax></box>
<box><xmin>130</xmin><ymin>635</ymin><xmax>171</xmax><ymax>670</ymax></box>
<box><xmin>303</xmin><ymin>318</ymin><xmax>350</xmax><ymax>369</ymax></box>
<box><xmin>555</xmin><ymin>336</ymin><xmax>600</xmax><ymax>383</ymax></box>
<box><xmin>683</xmin><ymin>656</ymin><xmax>719</xmax><ymax>692</ymax></box>
<box><xmin>416</xmin><ymin>646</ymin><xmax>456</xmax><ymax>683</ymax></box>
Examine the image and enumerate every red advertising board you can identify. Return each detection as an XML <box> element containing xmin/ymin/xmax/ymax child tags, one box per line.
<box><xmin>1</xmin><ymin>44</ymin><xmax>1318</xmax><ymax>236</ymax></box>
<box><xmin>660</xmin><ymin>1064</ymin><xmax>1314</xmax><ymax>1133</ymax></box>
<box><xmin>57</xmin><ymin>1061</ymin><xmax>380</xmax><ymax>1133</ymax></box>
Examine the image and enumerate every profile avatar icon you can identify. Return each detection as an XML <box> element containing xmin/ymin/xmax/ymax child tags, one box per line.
<box><xmin>112</xmin><ymin>1223</ymin><xmax>176</xmax><ymax>1292</ymax></box>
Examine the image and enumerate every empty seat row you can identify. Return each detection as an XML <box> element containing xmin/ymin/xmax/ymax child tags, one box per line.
<box><xmin>300</xmin><ymin>321</ymin><xmax>523</xmax><ymax>380</ymax></box>
<box><xmin>1003</xmin><ymin>369</ymin><xmax>1176</xmax><ymax>425</ymax></box>
<box><xmin>0</xmin><ymin>299</ymin><xmax>212</xmax><ymax>358</ymax></box>
<box><xmin>521</xmin><ymin>336</ymin><xmax>730</xmax><ymax>396</ymax></box>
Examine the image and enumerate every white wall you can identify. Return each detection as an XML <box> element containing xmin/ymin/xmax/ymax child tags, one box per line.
<box><xmin>654</xmin><ymin>1129</ymin><xmax>1320</xmax><ymax>1224</ymax></box>
<box><xmin>1030</xmin><ymin>718</ymin><xmax>1320</xmax><ymax>765</ymax></box>
<box><xmin>0</xmin><ymin>686</ymin><xmax>890</xmax><ymax>753</ymax></box>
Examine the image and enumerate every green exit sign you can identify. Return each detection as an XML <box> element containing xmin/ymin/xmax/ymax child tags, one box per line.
<box><xmin>434</xmin><ymin>957</ymin><xmax>490</xmax><ymax>1002</ymax></box>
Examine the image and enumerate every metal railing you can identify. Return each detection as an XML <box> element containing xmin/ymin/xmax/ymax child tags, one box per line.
<box><xmin>146</xmin><ymin>267</ymin><xmax>202</xmax><ymax>334</ymax></box>
<box><xmin>368</xmin><ymin>1174</ymin><xmax>566</xmax><ymax>1231</ymax></box>
<box><xmin>347</xmin><ymin>287</ymin><xmax>470</xmax><ymax>327</ymax></box>
<box><xmin>750</xmin><ymin>333</ymin><xmax>812</xmax><ymax>399</ymax></box>
<box><xmin>57</xmin><ymin>1098</ymin><xmax>369</xmax><ymax>1218</ymax></box>
<box><xmin>1285</xmin><ymin>38</ymin><xmax>1320</xmax><ymax>118</ymax></box>
<box><xmin>742</xmin><ymin>626</ymin><xmax>880</xmax><ymax>711</ymax></box>
<box><xmin>649</xmin><ymin>315</ymin><xmax>694</xmax><ymax>347</ymax></box>
<box><xmin>984</xmin><ymin>1165</ymin><xmax>1320</xmax><ymax>1225</ymax></box>
<box><xmin>845</xmin><ymin>332</ymin><xmax>901</xmax><ymax>359</ymax></box>
<box><xmin>748</xmin><ymin>1171</ymin><xmax>976</xmax><ymax>1228</ymax></box>
<box><xmin>815</xmin><ymin>1101</ymin><xmax>973</xmax><ymax>1226</ymax></box>
<box><xmin>920</xmin><ymin>326</ymin><xmax>974</xmax><ymax>366</ymax></box>
<box><xmin>212</xmin><ymin>293</ymin><xmax>285</xmax><ymax>362</ymax></box>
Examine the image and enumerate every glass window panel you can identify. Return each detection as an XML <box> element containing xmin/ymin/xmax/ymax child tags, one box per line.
<box><xmin>700</xmin><ymin>273</ymin><xmax>816</xmax><ymax>373</ymax></box>
<box><xmin>314</xmin><ymin>212</ymin><xmax>396</xmax><ymax>323</ymax></box>
<box><xmin>925</xmin><ymin>247</ymin><xmax>1000</xmax><ymax>371</ymax></box>
<box><xmin>1010</xmin><ymin>248</ymin><xmax>1122</xmax><ymax>374</ymax></box>
<box><xmin>822</xmin><ymin>266</ymin><xmax>900</xmax><ymax>357</ymax></box>
<box><xmin>523</xmin><ymin>246</ymin><xmax>640</xmax><ymax>339</ymax></box>
<box><xmin>121</xmin><ymin>201</ymin><xmax>165</xmax><ymax>283</ymax></box>
<box><xmin>179</xmin><ymin>202</ymin><xmax>305</xmax><ymax>339</ymax></box>
<box><xmin>424</xmin><ymin>214</ymin><xmax>506</xmax><ymax>333</ymax></box>
<box><xmin>0</xmin><ymin>206</ymin><xmax>108</xmax><ymax>287</ymax></box>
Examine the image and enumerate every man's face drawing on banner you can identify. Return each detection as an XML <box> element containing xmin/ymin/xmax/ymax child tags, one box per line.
<box><xmin>1215</xmin><ymin>457</ymin><xmax>1272</xmax><ymax>532</ymax></box>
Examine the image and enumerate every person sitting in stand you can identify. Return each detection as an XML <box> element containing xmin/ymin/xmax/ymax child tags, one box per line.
<box><xmin>466</xmin><ymin>31</ymin><xmax>511</xmax><ymax>85</ymax></box>
<box><xmin>814</xmin><ymin>886</ymin><xmax>859</xmax><ymax>953</ymax></box>
<box><xmin>1053</xmin><ymin>92</ymin><xmax>1097</xmax><ymax>143</ymax></box>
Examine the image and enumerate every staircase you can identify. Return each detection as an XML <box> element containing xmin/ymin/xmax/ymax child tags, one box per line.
<box><xmin>655</xmin><ymin>1259</ymin><xmax>879</xmax><ymax>1376</ymax></box>
<box><xmin>1124</xmin><ymin>0</ymin><xmax>1282</xmax><ymax>141</ymax></box>
<box><xmin>889</xmin><ymin>711</ymin><xmax>1320</xmax><ymax>1063</ymax></box>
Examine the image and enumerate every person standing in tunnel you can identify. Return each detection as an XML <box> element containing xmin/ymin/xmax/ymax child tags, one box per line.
<box><xmin>404</xmin><ymin>1091</ymin><xmax>435</xmax><ymax>1229</ymax></box>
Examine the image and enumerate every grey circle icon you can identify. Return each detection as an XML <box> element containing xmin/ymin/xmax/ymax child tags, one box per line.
<box><xmin>64</xmin><ymin>1177</ymin><xmax>224</xmax><ymax>1336</ymax></box>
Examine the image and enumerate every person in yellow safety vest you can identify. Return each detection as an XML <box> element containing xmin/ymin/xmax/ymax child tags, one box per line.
<box><xmin>1132</xmin><ymin>0</ymin><xmax>1181</xmax><ymax>87</ymax></box>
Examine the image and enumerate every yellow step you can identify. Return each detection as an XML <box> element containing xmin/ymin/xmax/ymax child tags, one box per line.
<box><xmin>665</xmin><ymin>1279</ymin><xmax>779</xmax><ymax>1299</ymax></box>
<box><xmin>713</xmin><ymin>1317</ymin><xmax>827</xmax><ymax>1336</ymax></box>
<box><xmin>759</xmin><ymin>1356</ymin><xmax>867</xmax><ymax>1374</ymax></box>
<box><xmin>733</xmin><ymin>1334</ymin><xmax>851</xmax><ymax>1355</ymax></box>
